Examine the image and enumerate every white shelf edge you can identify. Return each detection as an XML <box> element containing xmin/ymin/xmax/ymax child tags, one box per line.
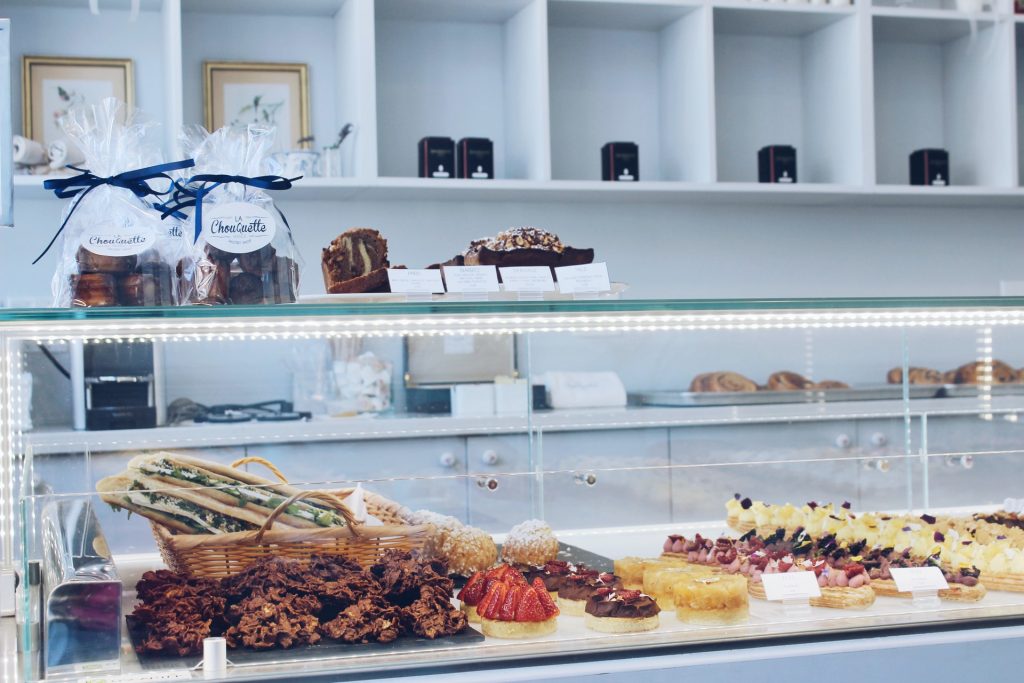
<box><xmin>870</xmin><ymin>5</ymin><xmax>1005</xmax><ymax>21</ymax></box>
<box><xmin>25</xmin><ymin>395</ymin><xmax>1024</xmax><ymax>454</ymax></box>
<box><xmin>15</xmin><ymin>174</ymin><xmax>1024</xmax><ymax>206</ymax></box>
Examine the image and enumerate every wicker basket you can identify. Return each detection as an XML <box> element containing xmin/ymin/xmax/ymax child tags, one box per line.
<box><xmin>149</xmin><ymin>457</ymin><xmax>428</xmax><ymax>578</ymax></box>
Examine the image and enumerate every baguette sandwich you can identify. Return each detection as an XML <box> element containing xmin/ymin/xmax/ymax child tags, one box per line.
<box><xmin>96</xmin><ymin>452</ymin><xmax>354</xmax><ymax>535</ymax></box>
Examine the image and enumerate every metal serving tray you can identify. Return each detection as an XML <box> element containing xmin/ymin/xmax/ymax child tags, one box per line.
<box><xmin>632</xmin><ymin>384</ymin><xmax>940</xmax><ymax>408</ymax></box>
<box><xmin>939</xmin><ymin>384</ymin><xmax>1024</xmax><ymax>398</ymax></box>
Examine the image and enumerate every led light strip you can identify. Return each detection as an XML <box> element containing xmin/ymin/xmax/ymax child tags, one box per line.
<box><xmin>8</xmin><ymin>307</ymin><xmax>1024</xmax><ymax>343</ymax></box>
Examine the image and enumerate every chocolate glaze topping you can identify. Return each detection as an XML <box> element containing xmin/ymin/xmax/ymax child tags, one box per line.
<box><xmin>585</xmin><ymin>592</ymin><xmax>660</xmax><ymax>619</ymax></box>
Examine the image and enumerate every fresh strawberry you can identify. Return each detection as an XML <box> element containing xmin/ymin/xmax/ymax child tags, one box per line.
<box><xmin>458</xmin><ymin>571</ymin><xmax>486</xmax><ymax>605</ymax></box>
<box><xmin>514</xmin><ymin>587</ymin><xmax>547</xmax><ymax>622</ymax></box>
<box><xmin>480</xmin><ymin>582</ymin><xmax>508</xmax><ymax>620</ymax></box>
<box><xmin>844</xmin><ymin>562</ymin><xmax>865</xmax><ymax>578</ymax></box>
<box><xmin>616</xmin><ymin>589</ymin><xmax>641</xmax><ymax>601</ymax></box>
<box><xmin>598</xmin><ymin>573</ymin><xmax>615</xmax><ymax>584</ymax></box>
<box><xmin>593</xmin><ymin>586</ymin><xmax>612</xmax><ymax>597</ymax></box>
<box><xmin>533</xmin><ymin>578</ymin><xmax>560</xmax><ymax>617</ymax></box>
<box><xmin>499</xmin><ymin>584</ymin><xmax>522</xmax><ymax>621</ymax></box>
<box><xmin>509</xmin><ymin>568</ymin><xmax>528</xmax><ymax>586</ymax></box>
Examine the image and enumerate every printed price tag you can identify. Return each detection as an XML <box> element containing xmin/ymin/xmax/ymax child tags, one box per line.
<box><xmin>498</xmin><ymin>266</ymin><xmax>555</xmax><ymax>293</ymax></box>
<box><xmin>761</xmin><ymin>571</ymin><xmax>822</xmax><ymax>601</ymax></box>
<box><xmin>387</xmin><ymin>269</ymin><xmax>445</xmax><ymax>294</ymax></box>
<box><xmin>442</xmin><ymin>265</ymin><xmax>500</xmax><ymax>293</ymax></box>
<box><xmin>554</xmin><ymin>262</ymin><xmax>611</xmax><ymax>294</ymax></box>
<box><xmin>890</xmin><ymin>566</ymin><xmax>949</xmax><ymax>593</ymax></box>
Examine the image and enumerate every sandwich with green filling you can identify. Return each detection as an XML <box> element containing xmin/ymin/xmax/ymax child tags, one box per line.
<box><xmin>96</xmin><ymin>452</ymin><xmax>353</xmax><ymax>535</ymax></box>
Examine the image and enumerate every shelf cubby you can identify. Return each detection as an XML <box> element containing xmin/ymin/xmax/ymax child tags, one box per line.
<box><xmin>6</xmin><ymin>0</ymin><xmax>178</xmax><ymax>152</ymax></box>
<box><xmin>547</xmin><ymin>0</ymin><xmax>712</xmax><ymax>182</ymax></box>
<box><xmin>181</xmin><ymin>3</ymin><xmax>342</xmax><ymax>153</ymax></box>
<box><xmin>373</xmin><ymin>0</ymin><xmax>549</xmax><ymax>180</ymax></box>
<box><xmin>872</xmin><ymin>13</ymin><xmax>1016</xmax><ymax>186</ymax></box>
<box><xmin>712</xmin><ymin>5</ymin><xmax>865</xmax><ymax>184</ymax></box>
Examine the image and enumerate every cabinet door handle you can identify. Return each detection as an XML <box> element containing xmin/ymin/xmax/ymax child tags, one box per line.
<box><xmin>834</xmin><ymin>434</ymin><xmax>852</xmax><ymax>449</ymax></box>
<box><xmin>438</xmin><ymin>452</ymin><xmax>457</xmax><ymax>468</ymax></box>
<box><xmin>480</xmin><ymin>450</ymin><xmax>499</xmax><ymax>466</ymax></box>
<box><xmin>574</xmin><ymin>471</ymin><xmax>598</xmax><ymax>487</ymax></box>
<box><xmin>863</xmin><ymin>458</ymin><xmax>891</xmax><ymax>473</ymax></box>
<box><xmin>944</xmin><ymin>454</ymin><xmax>974</xmax><ymax>470</ymax></box>
<box><xmin>870</xmin><ymin>432</ymin><xmax>888</xmax><ymax>448</ymax></box>
<box><xmin>476</xmin><ymin>476</ymin><xmax>499</xmax><ymax>491</ymax></box>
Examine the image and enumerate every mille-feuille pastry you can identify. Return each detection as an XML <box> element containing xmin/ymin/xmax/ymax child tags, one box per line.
<box><xmin>766</xmin><ymin>371</ymin><xmax>815</xmax><ymax>391</ymax></box>
<box><xmin>673</xmin><ymin>574</ymin><xmax>749</xmax><ymax>625</ymax></box>
<box><xmin>501</xmin><ymin>519</ymin><xmax>559</xmax><ymax>567</ymax></box>
<box><xmin>745</xmin><ymin>554</ymin><xmax>875</xmax><ymax>609</ymax></box>
<box><xmin>688</xmin><ymin>371</ymin><xmax>758</xmax><ymax>393</ymax></box>
<box><xmin>887</xmin><ymin>367</ymin><xmax>943</xmax><ymax>385</ymax></box>
<box><xmin>863</xmin><ymin>548</ymin><xmax>985</xmax><ymax>602</ymax></box>
<box><xmin>949</xmin><ymin>360</ymin><xmax>1019</xmax><ymax>385</ymax></box>
<box><xmin>585</xmin><ymin>588</ymin><xmax>660</xmax><ymax>633</ymax></box>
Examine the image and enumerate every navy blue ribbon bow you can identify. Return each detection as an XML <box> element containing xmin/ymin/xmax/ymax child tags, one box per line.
<box><xmin>158</xmin><ymin>173</ymin><xmax>300</xmax><ymax>242</ymax></box>
<box><xmin>36</xmin><ymin>159</ymin><xmax>196</xmax><ymax>264</ymax></box>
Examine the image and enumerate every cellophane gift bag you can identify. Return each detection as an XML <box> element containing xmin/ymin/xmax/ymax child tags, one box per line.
<box><xmin>179</xmin><ymin>125</ymin><xmax>301</xmax><ymax>305</ymax></box>
<box><xmin>47</xmin><ymin>98</ymin><xmax>194</xmax><ymax>307</ymax></box>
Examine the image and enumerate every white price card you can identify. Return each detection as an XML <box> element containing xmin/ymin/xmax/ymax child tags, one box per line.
<box><xmin>554</xmin><ymin>262</ymin><xmax>611</xmax><ymax>294</ymax></box>
<box><xmin>499</xmin><ymin>266</ymin><xmax>556</xmax><ymax>293</ymax></box>
<box><xmin>442</xmin><ymin>265</ymin><xmax>500</xmax><ymax>293</ymax></box>
<box><xmin>761</xmin><ymin>571</ymin><xmax>822</xmax><ymax>601</ymax></box>
<box><xmin>387</xmin><ymin>269</ymin><xmax>445</xmax><ymax>294</ymax></box>
<box><xmin>889</xmin><ymin>566</ymin><xmax>949</xmax><ymax>593</ymax></box>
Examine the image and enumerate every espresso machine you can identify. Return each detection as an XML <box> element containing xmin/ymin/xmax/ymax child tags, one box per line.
<box><xmin>70</xmin><ymin>340</ymin><xmax>166</xmax><ymax>430</ymax></box>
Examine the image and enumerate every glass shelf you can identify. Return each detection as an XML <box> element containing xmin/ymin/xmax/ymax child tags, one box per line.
<box><xmin>4</xmin><ymin>296</ymin><xmax>1024</xmax><ymax>324</ymax></box>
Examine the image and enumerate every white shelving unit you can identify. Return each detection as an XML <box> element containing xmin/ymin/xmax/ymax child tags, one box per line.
<box><xmin>7</xmin><ymin>0</ymin><xmax>1024</xmax><ymax>200</ymax></box>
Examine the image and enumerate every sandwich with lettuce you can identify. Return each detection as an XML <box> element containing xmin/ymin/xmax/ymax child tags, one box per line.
<box><xmin>96</xmin><ymin>452</ymin><xmax>353</xmax><ymax>535</ymax></box>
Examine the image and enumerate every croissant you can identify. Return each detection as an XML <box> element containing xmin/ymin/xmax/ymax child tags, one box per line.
<box><xmin>815</xmin><ymin>380</ymin><xmax>849</xmax><ymax>389</ymax></box>
<box><xmin>950</xmin><ymin>360</ymin><xmax>1018</xmax><ymax>385</ymax></box>
<box><xmin>689</xmin><ymin>371</ymin><xmax>758</xmax><ymax>393</ymax></box>
<box><xmin>886</xmin><ymin>367</ymin><xmax>942</xmax><ymax>385</ymax></box>
<box><xmin>766</xmin><ymin>371</ymin><xmax>814</xmax><ymax>391</ymax></box>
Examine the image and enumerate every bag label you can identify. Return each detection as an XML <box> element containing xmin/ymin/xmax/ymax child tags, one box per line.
<box><xmin>80</xmin><ymin>222</ymin><xmax>157</xmax><ymax>257</ymax></box>
<box><xmin>203</xmin><ymin>202</ymin><xmax>276</xmax><ymax>253</ymax></box>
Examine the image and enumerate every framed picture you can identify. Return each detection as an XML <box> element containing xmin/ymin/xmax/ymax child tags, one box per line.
<box><xmin>22</xmin><ymin>56</ymin><xmax>133</xmax><ymax>145</ymax></box>
<box><xmin>204</xmin><ymin>61</ymin><xmax>310</xmax><ymax>152</ymax></box>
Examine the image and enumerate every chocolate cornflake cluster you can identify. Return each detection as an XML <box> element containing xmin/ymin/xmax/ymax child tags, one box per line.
<box><xmin>131</xmin><ymin>550</ymin><xmax>467</xmax><ymax>656</ymax></box>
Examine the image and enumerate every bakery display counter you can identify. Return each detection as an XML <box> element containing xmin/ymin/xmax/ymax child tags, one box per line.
<box><xmin>5</xmin><ymin>297</ymin><xmax>1024</xmax><ymax>680</ymax></box>
<box><xmin>10</xmin><ymin>516</ymin><xmax>1024</xmax><ymax>683</ymax></box>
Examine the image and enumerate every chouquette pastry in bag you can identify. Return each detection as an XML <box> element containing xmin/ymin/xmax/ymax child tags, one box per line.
<box><xmin>166</xmin><ymin>125</ymin><xmax>302</xmax><ymax>305</ymax></box>
<box><xmin>97</xmin><ymin>452</ymin><xmax>355</xmax><ymax>534</ymax></box>
<box><xmin>40</xmin><ymin>98</ymin><xmax>195</xmax><ymax>307</ymax></box>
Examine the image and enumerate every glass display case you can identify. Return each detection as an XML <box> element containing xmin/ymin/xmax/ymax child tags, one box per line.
<box><xmin>3</xmin><ymin>297</ymin><xmax>1024</xmax><ymax>681</ymax></box>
